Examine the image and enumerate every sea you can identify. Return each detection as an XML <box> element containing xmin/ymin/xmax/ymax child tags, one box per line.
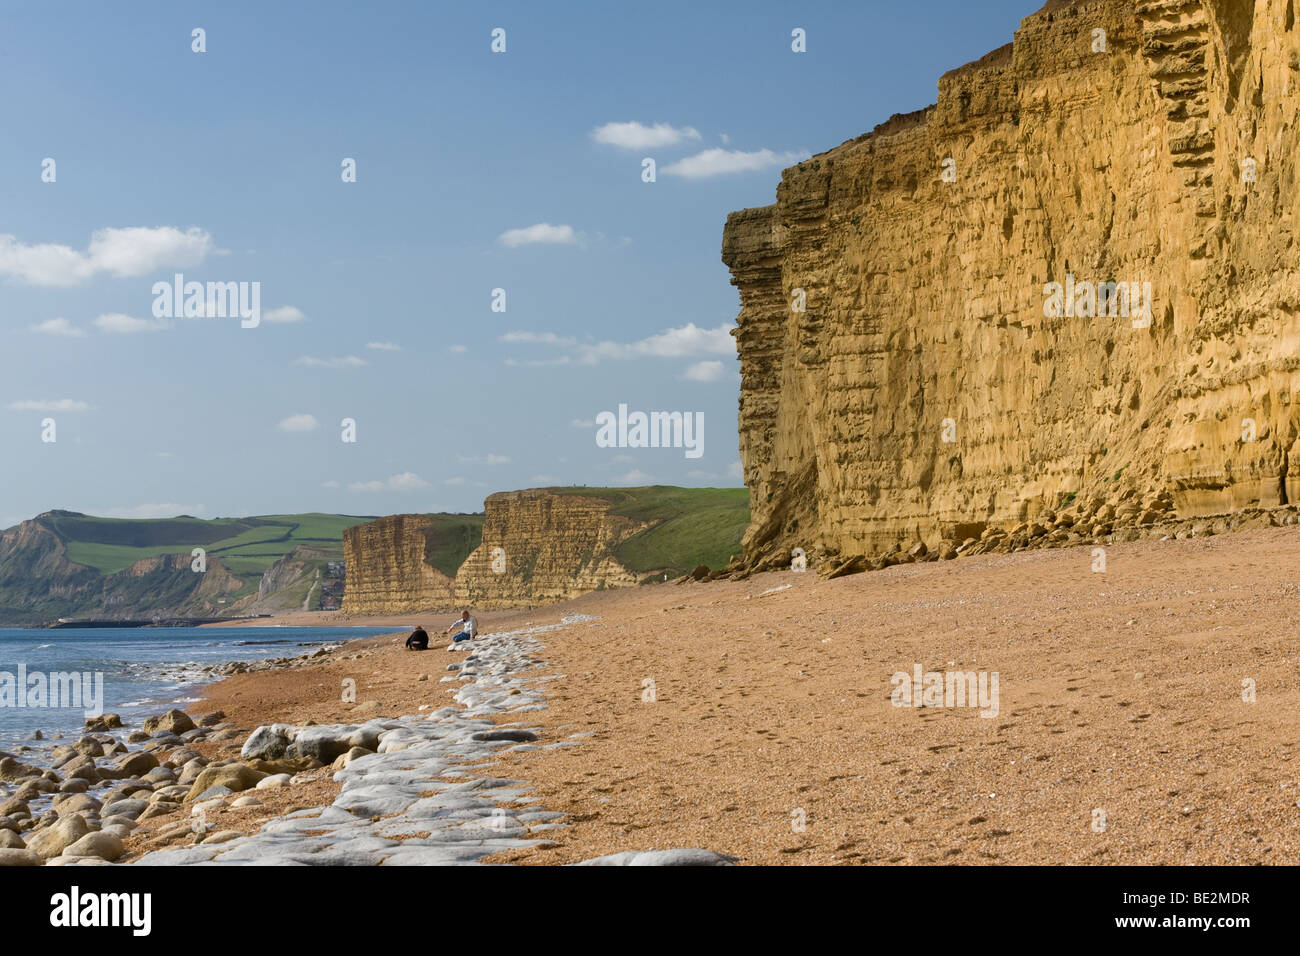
<box><xmin>0</xmin><ymin>626</ymin><xmax>396</xmax><ymax>753</ymax></box>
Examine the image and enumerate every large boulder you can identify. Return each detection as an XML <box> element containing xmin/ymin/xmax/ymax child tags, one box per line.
<box><xmin>63</xmin><ymin>831</ymin><xmax>124</xmax><ymax>861</ymax></box>
<box><xmin>54</xmin><ymin>794</ymin><xmax>102</xmax><ymax>817</ymax></box>
<box><xmin>60</xmin><ymin>755</ymin><xmax>101</xmax><ymax>783</ymax></box>
<box><xmin>0</xmin><ymin>830</ymin><xmax>25</xmax><ymax>849</ymax></box>
<box><xmin>184</xmin><ymin>764</ymin><xmax>267</xmax><ymax>801</ymax></box>
<box><xmin>143</xmin><ymin>709</ymin><xmax>196</xmax><ymax>735</ymax></box>
<box><xmin>25</xmin><ymin>813</ymin><xmax>90</xmax><ymax>860</ymax></box>
<box><xmin>240</xmin><ymin>725</ymin><xmax>292</xmax><ymax>761</ymax></box>
<box><xmin>0</xmin><ymin>756</ymin><xmax>42</xmax><ymax>782</ymax></box>
<box><xmin>110</xmin><ymin>751</ymin><xmax>160</xmax><ymax>779</ymax></box>
<box><xmin>0</xmin><ymin>848</ymin><xmax>39</xmax><ymax>866</ymax></box>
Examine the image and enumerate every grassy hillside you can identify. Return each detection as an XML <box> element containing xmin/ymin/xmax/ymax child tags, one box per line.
<box><xmin>49</xmin><ymin>512</ymin><xmax>372</xmax><ymax>576</ymax></box>
<box><xmin>542</xmin><ymin>486</ymin><xmax>749</xmax><ymax>575</ymax></box>
<box><xmin>421</xmin><ymin>514</ymin><xmax>486</xmax><ymax>577</ymax></box>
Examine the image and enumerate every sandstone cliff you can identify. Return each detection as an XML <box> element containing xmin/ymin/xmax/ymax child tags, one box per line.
<box><xmin>340</xmin><ymin>515</ymin><xmax>474</xmax><ymax>615</ymax></box>
<box><xmin>340</xmin><ymin>487</ymin><xmax>748</xmax><ymax>613</ymax></box>
<box><xmin>454</xmin><ymin>490</ymin><xmax>647</xmax><ymax>609</ymax></box>
<box><xmin>723</xmin><ymin>0</ymin><xmax>1300</xmax><ymax>572</ymax></box>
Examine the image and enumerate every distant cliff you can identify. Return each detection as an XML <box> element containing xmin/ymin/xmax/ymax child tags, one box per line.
<box><xmin>0</xmin><ymin>517</ymin><xmax>244</xmax><ymax>625</ymax></box>
<box><xmin>0</xmin><ymin>511</ymin><xmax>368</xmax><ymax>625</ymax></box>
<box><xmin>723</xmin><ymin>0</ymin><xmax>1300</xmax><ymax>573</ymax></box>
<box><xmin>340</xmin><ymin>514</ymin><xmax>481</xmax><ymax>615</ymax></box>
<box><xmin>341</xmin><ymin>487</ymin><xmax>748</xmax><ymax>613</ymax></box>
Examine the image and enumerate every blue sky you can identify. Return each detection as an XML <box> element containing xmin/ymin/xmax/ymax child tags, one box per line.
<box><xmin>0</xmin><ymin>0</ymin><xmax>1036</xmax><ymax>524</ymax></box>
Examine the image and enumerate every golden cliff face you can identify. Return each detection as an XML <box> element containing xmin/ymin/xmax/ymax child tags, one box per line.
<box><xmin>341</xmin><ymin>515</ymin><xmax>455</xmax><ymax>615</ymax></box>
<box><xmin>454</xmin><ymin>491</ymin><xmax>644</xmax><ymax>609</ymax></box>
<box><xmin>723</xmin><ymin>0</ymin><xmax>1300</xmax><ymax>571</ymax></box>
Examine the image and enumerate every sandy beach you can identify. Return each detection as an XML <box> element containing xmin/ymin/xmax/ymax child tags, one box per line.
<box><xmin>97</xmin><ymin>524</ymin><xmax>1300</xmax><ymax>865</ymax></box>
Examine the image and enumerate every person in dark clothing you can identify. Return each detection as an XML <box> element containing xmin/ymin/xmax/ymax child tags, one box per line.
<box><xmin>405</xmin><ymin>626</ymin><xmax>429</xmax><ymax>651</ymax></box>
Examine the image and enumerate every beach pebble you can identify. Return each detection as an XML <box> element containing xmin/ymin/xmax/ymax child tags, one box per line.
<box><xmin>0</xmin><ymin>756</ymin><xmax>43</xmax><ymax>782</ymax></box>
<box><xmin>575</xmin><ymin>849</ymin><xmax>738</xmax><ymax>866</ymax></box>
<box><xmin>255</xmin><ymin>774</ymin><xmax>292</xmax><ymax>790</ymax></box>
<box><xmin>0</xmin><ymin>848</ymin><xmax>40</xmax><ymax>867</ymax></box>
<box><xmin>57</xmin><ymin>777</ymin><xmax>89</xmax><ymax>794</ymax></box>
<box><xmin>126</xmin><ymin>731</ymin><xmax>150</xmax><ymax>743</ymax></box>
<box><xmin>110</xmin><ymin>751</ymin><xmax>160</xmax><ymax>779</ymax></box>
<box><xmin>0</xmin><ymin>797</ymin><xmax>30</xmax><ymax>819</ymax></box>
<box><xmin>240</xmin><ymin>725</ymin><xmax>292</xmax><ymax>761</ymax></box>
<box><xmin>198</xmin><ymin>830</ymin><xmax>244</xmax><ymax>845</ymax></box>
<box><xmin>143</xmin><ymin>710</ymin><xmax>196</xmax><ymax>735</ymax></box>
<box><xmin>64</xmin><ymin>831</ymin><xmax>124</xmax><ymax>861</ymax></box>
<box><xmin>198</xmin><ymin>711</ymin><xmax>226</xmax><ymax>727</ymax></box>
<box><xmin>54</xmin><ymin>794</ymin><xmax>101</xmax><ymax>817</ymax></box>
<box><xmin>192</xmin><ymin>785</ymin><xmax>235</xmax><ymax>804</ymax></box>
<box><xmin>230</xmin><ymin>796</ymin><xmax>261</xmax><ymax>808</ymax></box>
<box><xmin>26</xmin><ymin>813</ymin><xmax>90</xmax><ymax>860</ymax></box>
<box><xmin>185</xmin><ymin>764</ymin><xmax>266</xmax><ymax>800</ymax></box>
<box><xmin>102</xmin><ymin>799</ymin><xmax>149</xmax><ymax>821</ymax></box>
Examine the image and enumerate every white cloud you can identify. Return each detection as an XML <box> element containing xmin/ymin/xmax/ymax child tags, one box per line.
<box><xmin>448</xmin><ymin>344</ymin><xmax>468</xmax><ymax>354</ymax></box>
<box><xmin>457</xmin><ymin>454</ymin><xmax>511</xmax><ymax>466</ymax></box>
<box><xmin>278</xmin><ymin>413</ymin><xmax>320</xmax><ymax>432</ymax></box>
<box><xmin>617</xmin><ymin>469</ymin><xmax>653</xmax><ymax>485</ymax></box>
<box><xmin>322</xmin><ymin>480</ymin><xmax>340</xmax><ymax>488</ymax></box>
<box><xmin>500</xmin><ymin>331</ymin><xmax>576</xmax><ymax>346</ymax></box>
<box><xmin>98</xmin><ymin>503</ymin><xmax>207</xmax><ymax>519</ymax></box>
<box><xmin>30</xmin><ymin>317</ymin><xmax>85</xmax><ymax>338</ymax></box>
<box><xmin>529</xmin><ymin>474</ymin><xmax>559</xmax><ymax>484</ymax></box>
<box><xmin>683</xmin><ymin>359</ymin><xmax>727</xmax><ymax>382</ymax></box>
<box><xmin>293</xmin><ymin>355</ymin><xmax>367</xmax><ymax>368</ymax></box>
<box><xmin>347</xmin><ymin>472</ymin><xmax>430</xmax><ymax>492</ymax></box>
<box><xmin>571</xmin><ymin>418</ymin><xmax>595</xmax><ymax>428</ymax></box>
<box><xmin>497</xmin><ymin>223</ymin><xmax>577</xmax><ymax>248</ymax></box>
<box><xmin>365</xmin><ymin>341</ymin><xmax>402</xmax><ymax>351</ymax></box>
<box><xmin>727</xmin><ymin>461</ymin><xmax>743</xmax><ymax>479</ymax></box>
<box><xmin>662</xmin><ymin>148</ymin><xmax>809</xmax><ymax>179</ymax></box>
<box><xmin>591</xmin><ymin>121</ymin><xmax>701</xmax><ymax>150</ymax></box>
<box><xmin>504</xmin><ymin>356</ymin><xmax>572</xmax><ymax>368</ymax></box>
<box><xmin>501</xmin><ymin>322</ymin><xmax>735</xmax><ymax>365</ymax></box>
<box><xmin>443</xmin><ymin>476</ymin><xmax>466</xmax><ymax>486</ymax></box>
<box><xmin>0</xmin><ymin>226</ymin><xmax>213</xmax><ymax>286</ymax></box>
<box><xmin>93</xmin><ymin>312</ymin><xmax>171</xmax><ymax>334</ymax></box>
<box><xmin>7</xmin><ymin>399</ymin><xmax>91</xmax><ymax>412</ymax></box>
<box><xmin>263</xmin><ymin>306</ymin><xmax>308</xmax><ymax>324</ymax></box>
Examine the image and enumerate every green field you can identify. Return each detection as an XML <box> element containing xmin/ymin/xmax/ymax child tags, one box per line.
<box><xmin>48</xmin><ymin>512</ymin><xmax>375</xmax><ymax>575</ymax></box>
<box><xmin>420</xmin><ymin>514</ymin><xmax>487</xmax><ymax>577</ymax></box>
<box><xmin>542</xmin><ymin>486</ymin><xmax>749</xmax><ymax>576</ymax></box>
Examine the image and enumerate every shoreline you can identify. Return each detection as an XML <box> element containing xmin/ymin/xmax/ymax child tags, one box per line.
<box><xmin>8</xmin><ymin>524</ymin><xmax>1300</xmax><ymax>865</ymax></box>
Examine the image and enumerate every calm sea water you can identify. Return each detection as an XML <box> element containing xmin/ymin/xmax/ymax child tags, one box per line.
<box><xmin>0</xmin><ymin>626</ymin><xmax>394</xmax><ymax>751</ymax></box>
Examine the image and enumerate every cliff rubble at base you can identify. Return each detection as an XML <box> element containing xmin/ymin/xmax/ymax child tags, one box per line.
<box><xmin>723</xmin><ymin>0</ymin><xmax>1300</xmax><ymax>574</ymax></box>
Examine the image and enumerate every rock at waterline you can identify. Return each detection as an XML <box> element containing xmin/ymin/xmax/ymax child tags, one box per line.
<box><xmin>143</xmin><ymin>710</ymin><xmax>196</xmax><ymax>735</ymax></box>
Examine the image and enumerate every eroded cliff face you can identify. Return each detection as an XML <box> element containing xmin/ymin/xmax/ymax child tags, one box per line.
<box><xmin>454</xmin><ymin>491</ymin><xmax>644</xmax><ymax>609</ymax></box>
<box><xmin>724</xmin><ymin>0</ymin><xmax>1300</xmax><ymax>571</ymax></box>
<box><xmin>0</xmin><ymin>519</ymin><xmax>245</xmax><ymax>624</ymax></box>
<box><xmin>341</xmin><ymin>515</ymin><xmax>456</xmax><ymax>615</ymax></box>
